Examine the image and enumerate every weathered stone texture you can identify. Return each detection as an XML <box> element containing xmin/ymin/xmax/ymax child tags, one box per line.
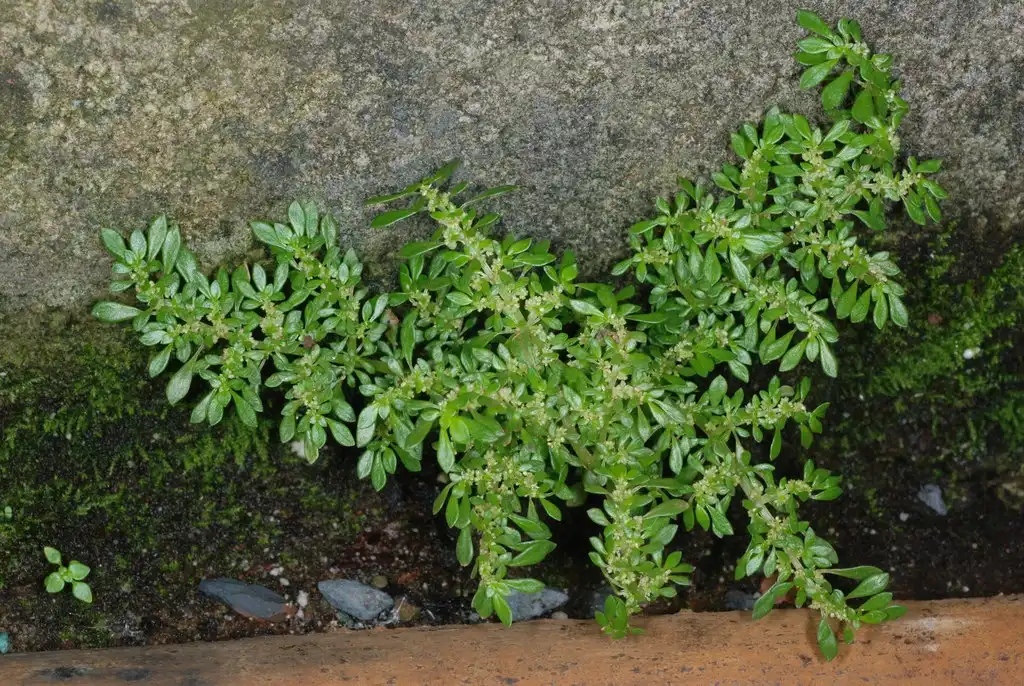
<box><xmin>2</xmin><ymin>0</ymin><xmax>1022</xmax><ymax>324</ymax></box>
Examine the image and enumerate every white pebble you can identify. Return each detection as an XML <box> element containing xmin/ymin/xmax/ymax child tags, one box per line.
<box><xmin>297</xmin><ymin>590</ymin><xmax>309</xmax><ymax>608</ymax></box>
<box><xmin>899</xmin><ymin>512</ymin><xmax>910</xmax><ymax>522</ymax></box>
<box><xmin>279</xmin><ymin>578</ymin><xmax>290</xmax><ymax>587</ymax></box>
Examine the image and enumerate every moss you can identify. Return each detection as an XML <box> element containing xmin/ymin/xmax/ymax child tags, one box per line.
<box><xmin>0</xmin><ymin>317</ymin><xmax>363</xmax><ymax>647</ymax></box>
<box><xmin>813</xmin><ymin>227</ymin><xmax>1024</xmax><ymax>506</ymax></box>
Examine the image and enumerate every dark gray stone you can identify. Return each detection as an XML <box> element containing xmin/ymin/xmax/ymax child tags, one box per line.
<box><xmin>724</xmin><ymin>589</ymin><xmax>758</xmax><ymax>611</ymax></box>
<box><xmin>317</xmin><ymin>579</ymin><xmax>394</xmax><ymax>621</ymax></box>
<box><xmin>2</xmin><ymin>0</ymin><xmax>1022</xmax><ymax>340</ymax></box>
<box><xmin>506</xmin><ymin>587</ymin><xmax>569</xmax><ymax>621</ymax></box>
<box><xmin>198</xmin><ymin>578</ymin><xmax>290</xmax><ymax>621</ymax></box>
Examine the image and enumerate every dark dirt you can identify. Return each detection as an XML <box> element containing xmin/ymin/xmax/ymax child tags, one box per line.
<box><xmin>2</xmin><ymin>420</ymin><xmax>1022</xmax><ymax>655</ymax></box>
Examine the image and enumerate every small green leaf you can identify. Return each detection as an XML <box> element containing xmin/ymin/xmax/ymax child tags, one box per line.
<box><xmin>437</xmin><ymin>431</ymin><xmax>455</xmax><ymax>471</ymax></box>
<box><xmin>327</xmin><ymin>419</ymin><xmax>355</xmax><ymax>447</ymax></box>
<box><xmin>403</xmin><ymin>418</ymin><xmax>433</xmax><ymax>449</ymax></box>
<box><xmin>401</xmin><ymin>312</ymin><xmax>416</xmax><ymax>365</ymax></box>
<box><xmin>92</xmin><ymin>301</ymin><xmax>142</xmax><ymax>323</ymax></box>
<box><xmin>506</xmin><ymin>578</ymin><xmax>545</xmax><ymax>594</ymax></box>
<box><xmin>824</xmin><ymin>566</ymin><xmax>885</xmax><ymax>581</ymax></box>
<box><xmin>72</xmin><ymin>581</ymin><xmax>93</xmax><ymax>604</ymax></box>
<box><xmin>147</xmin><ymin>216</ymin><xmax>168</xmax><ymax>261</ymax></box>
<box><xmin>800</xmin><ymin>60</ymin><xmax>838</xmax><ymax>89</ymax></box>
<box><xmin>356</xmin><ymin>405</ymin><xmax>378</xmax><ymax>447</ymax></box>
<box><xmin>797</xmin><ymin>9</ymin><xmax>834</xmax><ymax>37</ymax></box>
<box><xmin>148</xmin><ymin>346</ymin><xmax>172</xmax><ymax>378</ymax></box>
<box><xmin>509</xmin><ymin>540</ymin><xmax>556</xmax><ymax>567</ymax></box>
<box><xmin>821</xmin><ymin>70</ymin><xmax>853</xmax><ymax>110</ymax></box>
<box><xmin>847</xmin><ymin>573</ymin><xmax>890</xmax><ymax>599</ymax></box>
<box><xmin>68</xmin><ymin>561</ymin><xmax>90</xmax><ymax>580</ymax></box>
<box><xmin>817</xmin><ymin>618</ymin><xmax>839</xmax><ymax>661</ymax></box>
<box><xmin>850</xmin><ymin>289</ymin><xmax>872</xmax><ymax>323</ymax></box>
<box><xmin>463</xmin><ymin>185</ymin><xmax>518</xmax><ymax>206</ymax></box>
<box><xmin>43</xmin><ymin>547</ymin><xmax>62</xmax><ymax>565</ymax></box>
<box><xmin>569</xmin><ymin>300</ymin><xmax>603</xmax><ymax>317</ymax></box>
<box><xmin>279</xmin><ymin>411</ymin><xmax>296</xmax><ymax>443</ymax></box>
<box><xmin>372</xmin><ymin>208</ymin><xmax>420</xmax><ymax>228</ymax></box>
<box><xmin>45</xmin><ymin>572</ymin><xmax>65</xmax><ymax>593</ymax></box>
<box><xmin>100</xmin><ymin>228</ymin><xmax>128</xmax><ymax>259</ymax></box>
<box><xmin>232</xmin><ymin>392</ymin><xmax>257</xmax><ymax>428</ymax></box>
<box><xmin>456</xmin><ymin>527</ymin><xmax>474</xmax><ymax>566</ymax></box>
<box><xmin>819</xmin><ymin>340</ymin><xmax>837</xmax><ymax>377</ymax></box>
<box><xmin>399</xmin><ymin>241</ymin><xmax>443</xmax><ymax>259</ymax></box>
<box><xmin>888</xmin><ymin>293</ymin><xmax>909</xmax><ymax>327</ymax></box>
<box><xmin>730</xmin><ymin>250</ymin><xmax>751</xmax><ymax>288</ymax></box>
<box><xmin>779</xmin><ymin>339</ymin><xmax>806</xmax><ymax>372</ymax></box>
<box><xmin>166</xmin><ymin>362</ymin><xmax>194</xmax><ymax>405</ymax></box>
<box><xmin>493</xmin><ymin>592</ymin><xmax>513</xmax><ymax>626</ymax></box>
<box><xmin>852</xmin><ymin>89</ymin><xmax>875</xmax><ymax>123</ymax></box>
<box><xmin>703</xmin><ymin>248</ymin><xmax>722</xmax><ymax>284</ymax></box>
<box><xmin>873</xmin><ymin>292</ymin><xmax>889</xmax><ymax>329</ymax></box>
<box><xmin>836</xmin><ymin>283</ymin><xmax>858</xmax><ymax>318</ymax></box>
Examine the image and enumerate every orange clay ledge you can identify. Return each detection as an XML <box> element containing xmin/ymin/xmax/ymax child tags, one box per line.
<box><xmin>1</xmin><ymin>596</ymin><xmax>1021</xmax><ymax>685</ymax></box>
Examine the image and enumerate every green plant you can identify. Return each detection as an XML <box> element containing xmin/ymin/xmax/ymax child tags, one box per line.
<box><xmin>43</xmin><ymin>546</ymin><xmax>92</xmax><ymax>603</ymax></box>
<box><xmin>92</xmin><ymin>11</ymin><xmax>943</xmax><ymax>659</ymax></box>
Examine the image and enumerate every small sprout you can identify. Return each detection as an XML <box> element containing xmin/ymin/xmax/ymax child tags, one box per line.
<box><xmin>43</xmin><ymin>547</ymin><xmax>93</xmax><ymax>604</ymax></box>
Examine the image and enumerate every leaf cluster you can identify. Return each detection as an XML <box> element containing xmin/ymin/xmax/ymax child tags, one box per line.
<box><xmin>43</xmin><ymin>546</ymin><xmax>92</xmax><ymax>604</ymax></box>
<box><xmin>93</xmin><ymin>11</ymin><xmax>942</xmax><ymax>660</ymax></box>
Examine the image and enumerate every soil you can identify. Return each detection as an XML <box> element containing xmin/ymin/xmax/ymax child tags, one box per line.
<box><xmin>2</xmin><ymin>404</ymin><xmax>1022</xmax><ymax>656</ymax></box>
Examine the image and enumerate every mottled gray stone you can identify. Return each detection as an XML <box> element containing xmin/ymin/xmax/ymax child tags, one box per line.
<box><xmin>1</xmin><ymin>1</ymin><xmax>1022</xmax><ymax>336</ymax></box>
<box><xmin>506</xmin><ymin>586</ymin><xmax>569</xmax><ymax>621</ymax></box>
<box><xmin>317</xmin><ymin>579</ymin><xmax>394</xmax><ymax>621</ymax></box>
<box><xmin>198</xmin><ymin>578</ymin><xmax>291</xmax><ymax>621</ymax></box>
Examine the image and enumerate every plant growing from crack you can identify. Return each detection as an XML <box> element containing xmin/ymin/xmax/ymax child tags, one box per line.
<box><xmin>93</xmin><ymin>10</ymin><xmax>944</xmax><ymax>659</ymax></box>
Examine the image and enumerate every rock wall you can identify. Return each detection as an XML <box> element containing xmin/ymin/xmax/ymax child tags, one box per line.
<box><xmin>2</xmin><ymin>0</ymin><xmax>1022</xmax><ymax>334</ymax></box>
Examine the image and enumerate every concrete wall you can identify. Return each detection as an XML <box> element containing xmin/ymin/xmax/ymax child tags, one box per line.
<box><xmin>2</xmin><ymin>0</ymin><xmax>1022</xmax><ymax>329</ymax></box>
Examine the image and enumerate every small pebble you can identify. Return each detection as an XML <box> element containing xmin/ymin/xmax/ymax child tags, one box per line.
<box><xmin>917</xmin><ymin>484</ymin><xmax>949</xmax><ymax>515</ymax></box>
<box><xmin>551</xmin><ymin>611</ymin><xmax>569</xmax><ymax>620</ymax></box>
<box><xmin>371</xmin><ymin>575</ymin><xmax>388</xmax><ymax>589</ymax></box>
<box><xmin>318</xmin><ymin>579</ymin><xmax>394</xmax><ymax>621</ymax></box>
<box><xmin>297</xmin><ymin>590</ymin><xmax>309</xmax><ymax>608</ymax></box>
<box><xmin>397</xmin><ymin>599</ymin><xmax>421</xmax><ymax>622</ymax></box>
<box><xmin>724</xmin><ymin>589</ymin><xmax>757</xmax><ymax>611</ymax></box>
<box><xmin>506</xmin><ymin>587</ymin><xmax>569</xmax><ymax>621</ymax></box>
<box><xmin>199</xmin><ymin>578</ymin><xmax>293</xmax><ymax>622</ymax></box>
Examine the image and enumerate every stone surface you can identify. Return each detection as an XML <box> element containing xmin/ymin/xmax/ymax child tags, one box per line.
<box><xmin>318</xmin><ymin>579</ymin><xmax>394</xmax><ymax>621</ymax></box>
<box><xmin>2</xmin><ymin>1</ymin><xmax>1023</xmax><ymax>336</ymax></box>
<box><xmin>198</xmin><ymin>578</ymin><xmax>292</xmax><ymax>622</ymax></box>
<box><xmin>506</xmin><ymin>587</ymin><xmax>569</xmax><ymax>621</ymax></box>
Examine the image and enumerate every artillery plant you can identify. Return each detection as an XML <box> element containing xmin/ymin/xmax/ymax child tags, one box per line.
<box><xmin>93</xmin><ymin>11</ymin><xmax>944</xmax><ymax>659</ymax></box>
<box><xmin>43</xmin><ymin>547</ymin><xmax>92</xmax><ymax>603</ymax></box>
